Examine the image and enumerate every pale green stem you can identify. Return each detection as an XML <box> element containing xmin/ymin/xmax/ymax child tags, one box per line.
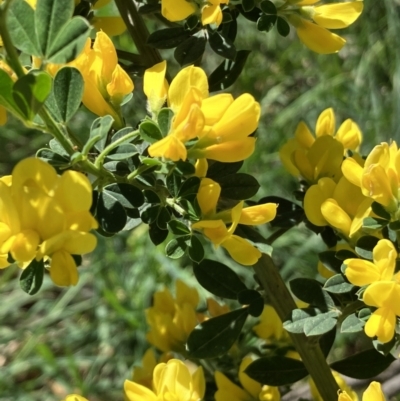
<box><xmin>252</xmin><ymin>254</ymin><xmax>339</xmax><ymax>401</ymax></box>
<box><xmin>95</xmin><ymin>130</ymin><xmax>140</xmax><ymax>168</ymax></box>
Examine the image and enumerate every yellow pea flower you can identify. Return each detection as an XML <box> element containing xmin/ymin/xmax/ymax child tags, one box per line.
<box><xmin>70</xmin><ymin>31</ymin><xmax>134</xmax><ymax>127</ymax></box>
<box><xmin>161</xmin><ymin>0</ymin><xmax>228</xmax><ymax>26</ymax></box>
<box><xmin>343</xmin><ymin>239</ymin><xmax>397</xmax><ymax>287</ymax></box>
<box><xmin>342</xmin><ymin>141</ymin><xmax>400</xmax><ymax>213</ymax></box>
<box><xmin>363</xmin><ymin>281</ymin><xmax>400</xmax><ymax>343</ymax></box>
<box><xmin>192</xmin><ymin>178</ymin><xmax>277</xmax><ymax>265</ymax></box>
<box><xmin>304</xmin><ymin>175</ymin><xmax>372</xmax><ymax>237</ymax></box>
<box><xmin>145</xmin><ymin>62</ymin><xmax>260</xmax><ymax>163</ymax></box>
<box><xmin>280</xmin><ymin>108</ymin><xmax>362</xmax><ymax>183</ymax></box>
<box><xmin>215</xmin><ymin>356</ymin><xmax>280</xmax><ymax>401</ymax></box>
<box><xmin>145</xmin><ymin>280</ymin><xmax>200</xmax><ymax>353</ymax></box>
<box><xmin>125</xmin><ymin>359</ymin><xmax>205</xmax><ymax>401</ymax></box>
<box><xmin>0</xmin><ymin>158</ymin><xmax>97</xmax><ymax>286</ymax></box>
<box><xmin>253</xmin><ymin>305</ymin><xmax>287</xmax><ymax>341</ymax></box>
<box><xmin>360</xmin><ymin>381</ymin><xmax>386</xmax><ymax>401</ymax></box>
<box><xmin>286</xmin><ymin>1</ymin><xmax>363</xmax><ymax>54</ymax></box>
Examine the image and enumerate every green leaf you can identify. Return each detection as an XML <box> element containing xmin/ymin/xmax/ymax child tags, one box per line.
<box><xmin>174</xmin><ymin>33</ymin><xmax>207</xmax><ymax>67</ymax></box>
<box><xmin>157</xmin><ymin>108</ymin><xmax>174</xmax><ymax>136</ymax></box>
<box><xmin>355</xmin><ymin>236</ymin><xmax>379</xmax><ymax>260</ymax></box>
<box><xmin>257</xmin><ymin>14</ymin><xmax>277</xmax><ymax>32</ymax></box>
<box><xmin>188</xmin><ymin>235</ymin><xmax>204</xmax><ymax>263</ymax></box>
<box><xmin>238</xmin><ymin>290</ymin><xmax>264</xmax><ymax>317</ymax></box>
<box><xmin>186</xmin><ymin>308</ymin><xmax>249</xmax><ymax>358</ymax></box>
<box><xmin>318</xmin><ymin>251</ymin><xmax>343</xmax><ymax>275</ymax></box>
<box><xmin>52</xmin><ymin>67</ymin><xmax>83</xmax><ymax>122</ymax></box>
<box><xmin>244</xmin><ymin>357</ymin><xmax>308</xmax><ymax>386</ymax></box>
<box><xmin>208</xmin><ymin>50</ymin><xmax>251</xmax><ymax>92</ymax></box>
<box><xmin>107</xmin><ymin>144</ymin><xmax>138</xmax><ymax>160</ymax></box>
<box><xmin>237</xmin><ymin>5</ymin><xmax>262</xmax><ymax>22</ymax></box>
<box><xmin>175</xmin><ymin>161</ymin><xmax>196</xmax><ymax>176</ymax></box>
<box><xmin>260</xmin><ymin>1</ymin><xmax>277</xmax><ymax>14</ymax></box>
<box><xmin>140</xmin><ymin>120</ymin><xmax>163</xmax><ymax>143</ymax></box>
<box><xmin>157</xmin><ymin>207</ymin><xmax>171</xmax><ymax>230</ymax></box>
<box><xmin>7</xmin><ymin>0</ymin><xmax>41</xmax><ymax>55</ymax></box>
<box><xmin>20</xmin><ymin>259</ymin><xmax>44</xmax><ymax>295</ymax></box>
<box><xmin>104</xmin><ymin>183</ymin><xmax>144</xmax><ymax>209</ymax></box>
<box><xmin>36</xmin><ymin>148</ymin><xmax>70</xmax><ymax>168</ymax></box>
<box><xmin>96</xmin><ymin>191</ymin><xmax>127</xmax><ymax>234</ymax></box>
<box><xmin>324</xmin><ymin>274</ymin><xmax>354</xmax><ymax>294</ymax></box>
<box><xmin>216</xmin><ymin>173</ymin><xmax>260</xmax><ymax>200</ymax></box>
<box><xmin>340</xmin><ymin>313</ymin><xmax>365</xmax><ymax>333</ymax></box>
<box><xmin>168</xmin><ymin>220</ymin><xmax>191</xmax><ymax>236</ymax></box>
<box><xmin>290</xmin><ymin>278</ymin><xmax>335</xmax><ymax>310</ymax></box>
<box><xmin>13</xmin><ymin>71</ymin><xmax>52</xmax><ymax>120</ymax></box>
<box><xmin>207</xmin><ymin>161</ymin><xmax>243</xmax><ymax>178</ymax></box>
<box><xmin>276</xmin><ymin>17</ymin><xmax>290</xmax><ymax>37</ymax></box>
<box><xmin>149</xmin><ymin>223</ymin><xmax>169</xmax><ymax>246</ymax></box>
<box><xmin>371</xmin><ymin>202</ymin><xmax>391</xmax><ymax>220</ymax></box>
<box><xmin>179</xmin><ymin>176</ymin><xmax>201</xmax><ymax>198</ymax></box>
<box><xmin>185</xmin><ymin>14</ymin><xmax>199</xmax><ymax>30</ymax></box>
<box><xmin>193</xmin><ymin>259</ymin><xmax>247</xmax><ymax>299</ymax></box>
<box><xmin>208</xmin><ymin>31</ymin><xmax>236</xmax><ymax>60</ymax></box>
<box><xmin>242</xmin><ymin>0</ymin><xmax>255</xmax><ymax>12</ymax></box>
<box><xmin>283</xmin><ymin>308</ymin><xmax>339</xmax><ymax>335</ymax></box>
<box><xmin>46</xmin><ymin>16</ymin><xmax>91</xmax><ymax>63</ymax></box>
<box><xmin>35</xmin><ymin>0</ymin><xmax>74</xmax><ymax>56</ymax></box>
<box><xmin>166</xmin><ymin>174</ymin><xmax>181</xmax><ymax>197</ymax></box>
<box><xmin>90</xmin><ymin>115</ymin><xmax>114</xmax><ymax>151</ymax></box>
<box><xmin>141</xmin><ymin>205</ymin><xmax>160</xmax><ymax>224</ymax></box>
<box><xmin>147</xmin><ymin>27</ymin><xmax>191</xmax><ymax>49</ymax></box>
<box><xmin>362</xmin><ymin>216</ymin><xmax>388</xmax><ymax>231</ymax></box>
<box><xmin>330</xmin><ymin>349</ymin><xmax>395</xmax><ymax>379</ymax></box>
<box><xmin>165</xmin><ymin>236</ymin><xmax>190</xmax><ymax>259</ymax></box>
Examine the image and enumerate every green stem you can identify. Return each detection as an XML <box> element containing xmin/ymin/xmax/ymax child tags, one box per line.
<box><xmin>127</xmin><ymin>164</ymin><xmax>154</xmax><ymax>181</ymax></box>
<box><xmin>252</xmin><ymin>254</ymin><xmax>339</xmax><ymax>401</ymax></box>
<box><xmin>0</xmin><ymin>0</ymin><xmax>25</xmax><ymax>78</ymax></box>
<box><xmin>114</xmin><ymin>0</ymin><xmax>164</xmax><ymax>70</ymax></box>
<box><xmin>95</xmin><ymin>129</ymin><xmax>139</xmax><ymax>168</ymax></box>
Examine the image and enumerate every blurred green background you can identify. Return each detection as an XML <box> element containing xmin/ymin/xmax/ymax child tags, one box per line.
<box><xmin>1</xmin><ymin>0</ymin><xmax>400</xmax><ymax>400</ymax></box>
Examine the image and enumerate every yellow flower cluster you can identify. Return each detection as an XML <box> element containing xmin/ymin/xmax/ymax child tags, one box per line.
<box><xmin>125</xmin><ymin>359</ymin><xmax>205</xmax><ymax>401</ymax></box>
<box><xmin>0</xmin><ymin>158</ymin><xmax>97</xmax><ymax>286</ymax></box>
<box><xmin>339</xmin><ymin>381</ymin><xmax>386</xmax><ymax>401</ymax></box>
<box><xmin>344</xmin><ymin>239</ymin><xmax>400</xmax><ymax>343</ymax></box>
<box><xmin>144</xmin><ymin>61</ymin><xmax>260</xmax><ymax>163</ymax></box>
<box><xmin>192</xmin><ymin>178</ymin><xmax>277</xmax><ymax>266</ymax></box>
<box><xmin>281</xmin><ymin>108</ymin><xmax>370</xmax><ymax>238</ymax></box>
<box><xmin>145</xmin><ymin>280</ymin><xmax>229</xmax><ymax>353</ymax></box>
<box><xmin>161</xmin><ymin>0</ymin><xmax>228</xmax><ymax>26</ymax></box>
<box><xmin>285</xmin><ymin>0</ymin><xmax>363</xmax><ymax>54</ymax></box>
<box><xmin>70</xmin><ymin>31</ymin><xmax>134</xmax><ymax>126</ymax></box>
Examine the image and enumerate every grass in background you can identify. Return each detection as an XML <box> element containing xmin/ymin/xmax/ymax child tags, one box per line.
<box><xmin>1</xmin><ymin>1</ymin><xmax>400</xmax><ymax>399</ymax></box>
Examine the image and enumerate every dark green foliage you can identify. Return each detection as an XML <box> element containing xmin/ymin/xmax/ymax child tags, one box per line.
<box><xmin>186</xmin><ymin>308</ymin><xmax>249</xmax><ymax>358</ymax></box>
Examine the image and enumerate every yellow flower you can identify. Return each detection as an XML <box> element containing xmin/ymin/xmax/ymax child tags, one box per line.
<box><xmin>253</xmin><ymin>305</ymin><xmax>287</xmax><ymax>341</ymax></box>
<box><xmin>304</xmin><ymin>175</ymin><xmax>372</xmax><ymax>237</ymax></box>
<box><xmin>215</xmin><ymin>356</ymin><xmax>280</xmax><ymax>401</ymax></box>
<box><xmin>0</xmin><ymin>158</ymin><xmax>97</xmax><ymax>286</ymax></box>
<box><xmin>145</xmin><ymin>63</ymin><xmax>260</xmax><ymax>163</ymax></box>
<box><xmin>70</xmin><ymin>31</ymin><xmax>134</xmax><ymax>126</ymax></box>
<box><xmin>286</xmin><ymin>1</ymin><xmax>363</xmax><ymax>54</ymax></box>
<box><xmin>62</xmin><ymin>396</ymin><xmax>89</xmax><ymax>401</ymax></box>
<box><xmin>161</xmin><ymin>0</ymin><xmax>228</xmax><ymax>26</ymax></box>
<box><xmin>310</xmin><ymin>371</ymin><xmax>358</xmax><ymax>401</ymax></box>
<box><xmin>145</xmin><ymin>280</ymin><xmax>200</xmax><ymax>353</ymax></box>
<box><xmin>280</xmin><ymin>108</ymin><xmax>362</xmax><ymax>183</ymax></box>
<box><xmin>342</xmin><ymin>141</ymin><xmax>400</xmax><ymax>213</ymax></box>
<box><xmin>192</xmin><ymin>178</ymin><xmax>277</xmax><ymax>266</ymax></box>
<box><xmin>125</xmin><ymin>359</ymin><xmax>205</xmax><ymax>401</ymax></box>
<box><xmin>344</xmin><ymin>240</ymin><xmax>400</xmax><ymax>343</ymax></box>
<box><xmin>339</xmin><ymin>381</ymin><xmax>385</xmax><ymax>401</ymax></box>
